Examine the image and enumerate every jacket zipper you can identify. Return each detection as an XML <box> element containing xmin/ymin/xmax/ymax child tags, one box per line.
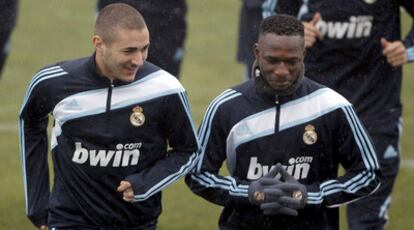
<box><xmin>106</xmin><ymin>80</ymin><xmax>114</xmax><ymax>112</ymax></box>
<box><xmin>275</xmin><ymin>95</ymin><xmax>280</xmax><ymax>132</ymax></box>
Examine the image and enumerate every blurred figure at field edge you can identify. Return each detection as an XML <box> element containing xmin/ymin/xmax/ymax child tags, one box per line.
<box><xmin>0</xmin><ymin>0</ymin><xmax>18</xmax><ymax>79</ymax></box>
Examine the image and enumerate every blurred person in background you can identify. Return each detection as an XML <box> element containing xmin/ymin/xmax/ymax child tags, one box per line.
<box><xmin>277</xmin><ymin>1</ymin><xmax>414</xmax><ymax>229</ymax></box>
<box><xmin>19</xmin><ymin>4</ymin><xmax>198</xmax><ymax>229</ymax></box>
<box><xmin>97</xmin><ymin>0</ymin><xmax>187</xmax><ymax>79</ymax></box>
<box><xmin>0</xmin><ymin>0</ymin><xmax>18</xmax><ymax>79</ymax></box>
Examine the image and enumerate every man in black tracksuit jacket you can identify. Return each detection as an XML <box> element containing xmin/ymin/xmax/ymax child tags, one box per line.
<box><xmin>19</xmin><ymin>4</ymin><xmax>198</xmax><ymax>229</ymax></box>
<box><xmin>238</xmin><ymin>2</ymin><xmax>414</xmax><ymax>228</ymax></box>
<box><xmin>186</xmin><ymin>14</ymin><xmax>381</xmax><ymax>229</ymax></box>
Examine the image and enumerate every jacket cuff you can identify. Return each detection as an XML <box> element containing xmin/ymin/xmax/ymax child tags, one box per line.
<box><xmin>29</xmin><ymin>214</ymin><xmax>48</xmax><ymax>228</ymax></box>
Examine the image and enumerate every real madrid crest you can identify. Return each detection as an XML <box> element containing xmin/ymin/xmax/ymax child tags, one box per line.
<box><xmin>303</xmin><ymin>124</ymin><xmax>317</xmax><ymax>145</ymax></box>
<box><xmin>130</xmin><ymin>106</ymin><xmax>145</xmax><ymax>127</ymax></box>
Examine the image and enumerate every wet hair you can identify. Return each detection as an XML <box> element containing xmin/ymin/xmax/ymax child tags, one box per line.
<box><xmin>259</xmin><ymin>14</ymin><xmax>304</xmax><ymax>37</ymax></box>
<box><xmin>94</xmin><ymin>3</ymin><xmax>146</xmax><ymax>43</ymax></box>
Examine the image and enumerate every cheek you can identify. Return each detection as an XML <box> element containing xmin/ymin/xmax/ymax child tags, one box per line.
<box><xmin>103</xmin><ymin>54</ymin><xmax>114</xmax><ymax>68</ymax></box>
<box><xmin>288</xmin><ymin>67</ymin><xmax>297</xmax><ymax>74</ymax></box>
<box><xmin>109</xmin><ymin>55</ymin><xmax>126</xmax><ymax>71</ymax></box>
<box><xmin>260</xmin><ymin>63</ymin><xmax>274</xmax><ymax>73</ymax></box>
<box><xmin>142</xmin><ymin>51</ymin><xmax>149</xmax><ymax>60</ymax></box>
<box><xmin>114</xmin><ymin>55</ymin><xmax>130</xmax><ymax>66</ymax></box>
<box><xmin>287</xmin><ymin>63</ymin><xmax>301</xmax><ymax>73</ymax></box>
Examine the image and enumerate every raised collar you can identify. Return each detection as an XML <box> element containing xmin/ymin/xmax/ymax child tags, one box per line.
<box><xmin>86</xmin><ymin>53</ymin><xmax>133</xmax><ymax>86</ymax></box>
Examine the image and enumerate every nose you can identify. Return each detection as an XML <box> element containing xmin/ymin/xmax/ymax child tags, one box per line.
<box><xmin>131</xmin><ymin>52</ymin><xmax>145</xmax><ymax>66</ymax></box>
<box><xmin>274</xmin><ymin>62</ymin><xmax>289</xmax><ymax>76</ymax></box>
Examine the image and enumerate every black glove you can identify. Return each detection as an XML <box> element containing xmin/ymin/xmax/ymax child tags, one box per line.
<box><xmin>248</xmin><ymin>165</ymin><xmax>282</xmax><ymax>206</ymax></box>
<box><xmin>262</xmin><ymin>163</ymin><xmax>307</xmax><ymax>208</ymax></box>
<box><xmin>260</xmin><ymin>187</ymin><xmax>301</xmax><ymax>216</ymax></box>
<box><xmin>278</xmin><ymin>164</ymin><xmax>307</xmax><ymax>208</ymax></box>
<box><xmin>258</xmin><ymin>164</ymin><xmax>304</xmax><ymax>216</ymax></box>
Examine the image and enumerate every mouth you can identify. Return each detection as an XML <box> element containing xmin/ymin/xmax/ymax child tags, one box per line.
<box><xmin>123</xmin><ymin>66</ymin><xmax>138</xmax><ymax>76</ymax></box>
<box><xmin>269</xmin><ymin>80</ymin><xmax>291</xmax><ymax>89</ymax></box>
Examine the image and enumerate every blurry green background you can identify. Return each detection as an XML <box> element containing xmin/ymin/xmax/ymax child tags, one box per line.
<box><xmin>0</xmin><ymin>1</ymin><xmax>413</xmax><ymax>229</ymax></box>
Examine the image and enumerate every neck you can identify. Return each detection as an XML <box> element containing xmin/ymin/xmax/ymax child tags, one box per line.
<box><xmin>94</xmin><ymin>53</ymin><xmax>113</xmax><ymax>80</ymax></box>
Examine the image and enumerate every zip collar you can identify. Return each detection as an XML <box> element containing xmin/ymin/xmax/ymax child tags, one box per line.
<box><xmin>86</xmin><ymin>53</ymin><xmax>133</xmax><ymax>87</ymax></box>
<box><xmin>253</xmin><ymin>79</ymin><xmax>303</xmax><ymax>105</ymax></box>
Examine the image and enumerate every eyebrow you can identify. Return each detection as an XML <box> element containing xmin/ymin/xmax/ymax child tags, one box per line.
<box><xmin>264</xmin><ymin>55</ymin><xmax>300</xmax><ymax>61</ymax></box>
<box><xmin>121</xmin><ymin>43</ymin><xmax>150</xmax><ymax>52</ymax></box>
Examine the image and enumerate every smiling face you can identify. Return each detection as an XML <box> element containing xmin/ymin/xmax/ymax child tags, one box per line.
<box><xmin>254</xmin><ymin>33</ymin><xmax>305</xmax><ymax>92</ymax></box>
<box><xmin>93</xmin><ymin>26</ymin><xmax>150</xmax><ymax>82</ymax></box>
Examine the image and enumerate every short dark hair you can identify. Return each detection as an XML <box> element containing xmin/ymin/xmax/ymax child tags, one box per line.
<box><xmin>94</xmin><ymin>3</ymin><xmax>146</xmax><ymax>43</ymax></box>
<box><xmin>260</xmin><ymin>14</ymin><xmax>304</xmax><ymax>37</ymax></box>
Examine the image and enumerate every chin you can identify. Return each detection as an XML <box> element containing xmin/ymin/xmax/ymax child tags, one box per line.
<box><xmin>114</xmin><ymin>74</ymin><xmax>134</xmax><ymax>82</ymax></box>
<box><xmin>271</xmin><ymin>84</ymin><xmax>290</xmax><ymax>91</ymax></box>
<box><xmin>124</xmin><ymin>71</ymin><xmax>138</xmax><ymax>81</ymax></box>
<box><xmin>123</xmin><ymin>76</ymin><xmax>136</xmax><ymax>82</ymax></box>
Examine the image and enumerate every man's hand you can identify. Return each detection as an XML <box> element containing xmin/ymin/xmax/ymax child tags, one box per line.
<box><xmin>248</xmin><ymin>164</ymin><xmax>301</xmax><ymax>216</ymax></box>
<box><xmin>117</xmin><ymin>181</ymin><xmax>134</xmax><ymax>202</ymax></box>
<box><xmin>303</xmin><ymin>12</ymin><xmax>322</xmax><ymax>48</ymax></box>
<box><xmin>260</xmin><ymin>186</ymin><xmax>301</xmax><ymax>216</ymax></box>
<box><xmin>381</xmin><ymin>37</ymin><xmax>408</xmax><ymax>67</ymax></box>
<box><xmin>38</xmin><ymin>225</ymin><xmax>47</xmax><ymax>230</ymax></box>
<box><xmin>276</xmin><ymin>164</ymin><xmax>307</xmax><ymax>208</ymax></box>
<box><xmin>256</xmin><ymin>164</ymin><xmax>303</xmax><ymax>216</ymax></box>
<box><xmin>248</xmin><ymin>164</ymin><xmax>282</xmax><ymax>205</ymax></box>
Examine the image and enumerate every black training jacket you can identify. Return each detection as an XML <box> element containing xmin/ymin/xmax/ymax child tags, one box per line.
<box><xmin>186</xmin><ymin>78</ymin><xmax>381</xmax><ymax>229</ymax></box>
<box><xmin>19</xmin><ymin>55</ymin><xmax>199</xmax><ymax>228</ymax></box>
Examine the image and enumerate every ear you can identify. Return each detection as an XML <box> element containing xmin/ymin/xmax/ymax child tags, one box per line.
<box><xmin>92</xmin><ymin>35</ymin><xmax>104</xmax><ymax>52</ymax></box>
<box><xmin>254</xmin><ymin>43</ymin><xmax>259</xmax><ymax>59</ymax></box>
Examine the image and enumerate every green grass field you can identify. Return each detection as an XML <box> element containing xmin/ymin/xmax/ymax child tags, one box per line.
<box><xmin>0</xmin><ymin>1</ymin><xmax>413</xmax><ymax>229</ymax></box>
